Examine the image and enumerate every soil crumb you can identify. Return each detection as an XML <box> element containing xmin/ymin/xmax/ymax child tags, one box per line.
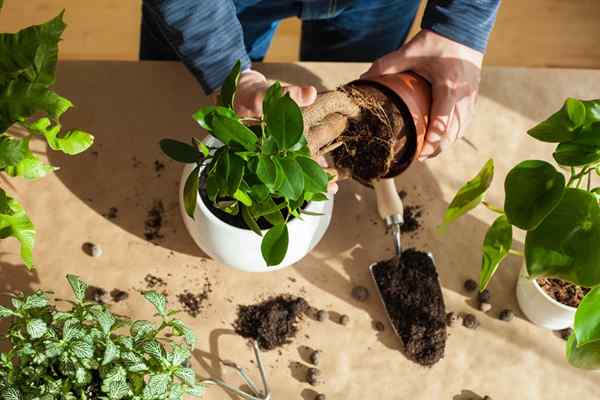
<box><xmin>103</xmin><ymin>207</ymin><xmax>118</xmax><ymax>220</ymax></box>
<box><xmin>372</xmin><ymin>249</ymin><xmax>447</xmax><ymax>366</ymax></box>
<box><xmin>537</xmin><ymin>278</ymin><xmax>590</xmax><ymax>307</ymax></box>
<box><xmin>144</xmin><ymin>200</ymin><xmax>165</xmax><ymax>241</ymax></box>
<box><xmin>401</xmin><ymin>205</ymin><xmax>422</xmax><ymax>234</ymax></box>
<box><xmin>144</xmin><ymin>274</ymin><xmax>167</xmax><ymax>289</ymax></box>
<box><xmin>110</xmin><ymin>289</ymin><xmax>129</xmax><ymax>303</ymax></box>
<box><xmin>234</xmin><ymin>295</ymin><xmax>309</xmax><ymax>350</ymax></box>
<box><xmin>154</xmin><ymin>160</ymin><xmax>165</xmax><ymax>175</ymax></box>
<box><xmin>87</xmin><ymin>286</ymin><xmax>106</xmax><ymax>304</ymax></box>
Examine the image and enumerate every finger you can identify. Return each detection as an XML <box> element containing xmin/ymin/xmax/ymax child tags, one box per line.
<box><xmin>327</xmin><ymin>182</ymin><xmax>339</xmax><ymax>195</ymax></box>
<box><xmin>361</xmin><ymin>49</ymin><xmax>414</xmax><ymax>78</ymax></box>
<box><xmin>283</xmin><ymin>85</ymin><xmax>317</xmax><ymax>107</ymax></box>
<box><xmin>419</xmin><ymin>84</ymin><xmax>452</xmax><ymax>160</ymax></box>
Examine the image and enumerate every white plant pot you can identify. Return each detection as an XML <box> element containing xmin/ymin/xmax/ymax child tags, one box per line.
<box><xmin>516</xmin><ymin>262</ymin><xmax>576</xmax><ymax>330</ymax></box>
<box><xmin>178</xmin><ymin>138</ymin><xmax>334</xmax><ymax>272</ymax></box>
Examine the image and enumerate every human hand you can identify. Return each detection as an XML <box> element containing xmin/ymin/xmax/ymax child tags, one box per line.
<box><xmin>362</xmin><ymin>29</ymin><xmax>483</xmax><ymax>160</ymax></box>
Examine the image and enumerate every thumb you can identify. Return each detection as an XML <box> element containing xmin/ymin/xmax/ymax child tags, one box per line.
<box><xmin>362</xmin><ymin>49</ymin><xmax>414</xmax><ymax>78</ymax></box>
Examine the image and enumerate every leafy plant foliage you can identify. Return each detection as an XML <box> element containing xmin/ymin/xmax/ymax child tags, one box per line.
<box><xmin>0</xmin><ymin>10</ymin><xmax>94</xmax><ymax>268</ymax></box>
<box><xmin>161</xmin><ymin>61</ymin><xmax>330</xmax><ymax>266</ymax></box>
<box><xmin>0</xmin><ymin>275</ymin><xmax>204</xmax><ymax>400</ymax></box>
<box><xmin>441</xmin><ymin>98</ymin><xmax>600</xmax><ymax>369</ymax></box>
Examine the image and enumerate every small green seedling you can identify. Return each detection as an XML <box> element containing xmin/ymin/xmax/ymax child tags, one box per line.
<box><xmin>161</xmin><ymin>61</ymin><xmax>330</xmax><ymax>266</ymax></box>
<box><xmin>441</xmin><ymin>98</ymin><xmax>600</xmax><ymax>370</ymax></box>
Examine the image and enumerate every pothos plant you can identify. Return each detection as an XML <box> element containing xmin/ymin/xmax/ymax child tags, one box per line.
<box><xmin>0</xmin><ymin>275</ymin><xmax>204</xmax><ymax>400</ymax></box>
<box><xmin>161</xmin><ymin>61</ymin><xmax>331</xmax><ymax>266</ymax></box>
<box><xmin>441</xmin><ymin>98</ymin><xmax>600</xmax><ymax>369</ymax></box>
<box><xmin>0</xmin><ymin>8</ymin><xmax>94</xmax><ymax>268</ymax></box>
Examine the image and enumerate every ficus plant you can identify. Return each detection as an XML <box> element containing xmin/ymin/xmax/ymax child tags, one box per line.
<box><xmin>441</xmin><ymin>98</ymin><xmax>600</xmax><ymax>369</ymax></box>
<box><xmin>0</xmin><ymin>275</ymin><xmax>204</xmax><ymax>400</ymax></box>
<box><xmin>0</xmin><ymin>8</ymin><xmax>94</xmax><ymax>268</ymax></box>
<box><xmin>161</xmin><ymin>61</ymin><xmax>331</xmax><ymax>266</ymax></box>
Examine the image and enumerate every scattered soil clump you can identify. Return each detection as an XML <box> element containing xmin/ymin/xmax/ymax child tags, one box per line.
<box><xmin>82</xmin><ymin>242</ymin><xmax>103</xmax><ymax>257</ymax></box>
<box><xmin>478</xmin><ymin>289</ymin><xmax>491</xmax><ymax>303</ymax></box>
<box><xmin>463</xmin><ymin>313</ymin><xmax>479</xmax><ymax>330</ymax></box>
<box><xmin>110</xmin><ymin>289</ymin><xmax>129</xmax><ymax>303</ymax></box>
<box><xmin>177</xmin><ymin>290</ymin><xmax>209</xmax><ymax>318</ymax></box>
<box><xmin>537</xmin><ymin>277</ymin><xmax>590</xmax><ymax>307</ymax></box>
<box><xmin>233</xmin><ymin>295</ymin><xmax>309</xmax><ymax>351</ymax></box>
<box><xmin>498</xmin><ymin>309</ymin><xmax>514</xmax><ymax>322</ymax></box>
<box><xmin>144</xmin><ymin>274</ymin><xmax>167</xmax><ymax>289</ymax></box>
<box><xmin>401</xmin><ymin>205</ymin><xmax>422</xmax><ymax>234</ymax></box>
<box><xmin>87</xmin><ymin>286</ymin><xmax>106</xmax><ymax>304</ymax></box>
<box><xmin>463</xmin><ymin>279</ymin><xmax>478</xmax><ymax>292</ymax></box>
<box><xmin>103</xmin><ymin>207</ymin><xmax>118</xmax><ymax>220</ymax></box>
<box><xmin>445</xmin><ymin>312</ymin><xmax>461</xmax><ymax>328</ymax></box>
<box><xmin>351</xmin><ymin>286</ymin><xmax>369</xmax><ymax>302</ymax></box>
<box><xmin>372</xmin><ymin>249</ymin><xmax>446</xmax><ymax>366</ymax></box>
<box><xmin>144</xmin><ymin>200</ymin><xmax>165</xmax><ymax>241</ymax></box>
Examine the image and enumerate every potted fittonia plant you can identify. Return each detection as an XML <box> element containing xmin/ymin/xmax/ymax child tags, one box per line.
<box><xmin>0</xmin><ymin>9</ymin><xmax>94</xmax><ymax>268</ymax></box>
<box><xmin>161</xmin><ymin>62</ymin><xmax>333</xmax><ymax>271</ymax></box>
<box><xmin>442</xmin><ymin>98</ymin><xmax>600</xmax><ymax>369</ymax></box>
<box><xmin>0</xmin><ymin>276</ymin><xmax>274</xmax><ymax>400</ymax></box>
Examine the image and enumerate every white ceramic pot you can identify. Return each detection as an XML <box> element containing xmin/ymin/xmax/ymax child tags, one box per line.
<box><xmin>178</xmin><ymin>139</ymin><xmax>334</xmax><ymax>272</ymax></box>
<box><xmin>516</xmin><ymin>262</ymin><xmax>576</xmax><ymax>330</ymax></box>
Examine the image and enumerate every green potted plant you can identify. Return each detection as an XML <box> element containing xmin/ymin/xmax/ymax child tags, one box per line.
<box><xmin>441</xmin><ymin>98</ymin><xmax>600</xmax><ymax>369</ymax></box>
<box><xmin>161</xmin><ymin>62</ymin><xmax>333</xmax><ymax>271</ymax></box>
<box><xmin>0</xmin><ymin>8</ymin><xmax>94</xmax><ymax>268</ymax></box>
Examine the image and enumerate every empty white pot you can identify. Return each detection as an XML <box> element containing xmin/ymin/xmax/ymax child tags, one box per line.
<box><xmin>516</xmin><ymin>262</ymin><xmax>576</xmax><ymax>330</ymax></box>
<box><xmin>178</xmin><ymin>138</ymin><xmax>334</xmax><ymax>272</ymax></box>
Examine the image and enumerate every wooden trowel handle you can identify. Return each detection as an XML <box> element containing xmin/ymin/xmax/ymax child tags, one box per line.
<box><xmin>374</xmin><ymin>178</ymin><xmax>404</xmax><ymax>226</ymax></box>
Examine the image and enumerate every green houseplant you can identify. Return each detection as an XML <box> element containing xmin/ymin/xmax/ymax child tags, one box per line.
<box><xmin>161</xmin><ymin>61</ymin><xmax>331</xmax><ymax>267</ymax></box>
<box><xmin>442</xmin><ymin>98</ymin><xmax>600</xmax><ymax>369</ymax></box>
<box><xmin>0</xmin><ymin>8</ymin><xmax>94</xmax><ymax>268</ymax></box>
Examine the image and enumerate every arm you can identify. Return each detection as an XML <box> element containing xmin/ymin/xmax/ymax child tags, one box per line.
<box><xmin>142</xmin><ymin>0</ymin><xmax>251</xmax><ymax>94</ymax></box>
<box><xmin>422</xmin><ymin>0</ymin><xmax>501</xmax><ymax>52</ymax></box>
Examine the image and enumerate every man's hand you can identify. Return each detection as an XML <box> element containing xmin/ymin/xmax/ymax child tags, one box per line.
<box><xmin>362</xmin><ymin>29</ymin><xmax>483</xmax><ymax>160</ymax></box>
<box><xmin>232</xmin><ymin>69</ymin><xmax>317</xmax><ymax>117</ymax></box>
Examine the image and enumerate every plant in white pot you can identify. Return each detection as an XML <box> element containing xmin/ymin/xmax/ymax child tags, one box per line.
<box><xmin>441</xmin><ymin>98</ymin><xmax>600</xmax><ymax>369</ymax></box>
<box><xmin>161</xmin><ymin>62</ymin><xmax>333</xmax><ymax>271</ymax></box>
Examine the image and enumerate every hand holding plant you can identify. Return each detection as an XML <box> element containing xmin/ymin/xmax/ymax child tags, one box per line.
<box><xmin>442</xmin><ymin>98</ymin><xmax>600</xmax><ymax>369</ymax></box>
<box><xmin>161</xmin><ymin>61</ymin><xmax>331</xmax><ymax>266</ymax></box>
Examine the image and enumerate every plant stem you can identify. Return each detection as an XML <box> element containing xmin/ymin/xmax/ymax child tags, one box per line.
<box><xmin>482</xmin><ymin>201</ymin><xmax>504</xmax><ymax>214</ymax></box>
<box><xmin>587</xmin><ymin>170</ymin><xmax>592</xmax><ymax>192</ymax></box>
<box><xmin>509</xmin><ymin>249</ymin><xmax>524</xmax><ymax>257</ymax></box>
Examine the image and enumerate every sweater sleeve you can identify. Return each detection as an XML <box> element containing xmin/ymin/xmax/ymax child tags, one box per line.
<box><xmin>421</xmin><ymin>0</ymin><xmax>501</xmax><ymax>53</ymax></box>
<box><xmin>143</xmin><ymin>0</ymin><xmax>251</xmax><ymax>94</ymax></box>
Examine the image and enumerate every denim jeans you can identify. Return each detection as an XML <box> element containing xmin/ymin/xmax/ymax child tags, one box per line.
<box><xmin>140</xmin><ymin>0</ymin><xmax>420</xmax><ymax>63</ymax></box>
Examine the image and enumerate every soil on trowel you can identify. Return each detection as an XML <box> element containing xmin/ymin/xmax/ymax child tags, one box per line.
<box><xmin>372</xmin><ymin>249</ymin><xmax>447</xmax><ymax>366</ymax></box>
<box><xmin>537</xmin><ymin>278</ymin><xmax>590</xmax><ymax>308</ymax></box>
<box><xmin>332</xmin><ymin>83</ymin><xmax>411</xmax><ymax>183</ymax></box>
<box><xmin>234</xmin><ymin>295</ymin><xmax>310</xmax><ymax>351</ymax></box>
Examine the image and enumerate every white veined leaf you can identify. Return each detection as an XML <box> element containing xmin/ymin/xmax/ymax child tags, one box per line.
<box><xmin>102</xmin><ymin>340</ymin><xmax>120</xmax><ymax>366</ymax></box>
<box><xmin>174</xmin><ymin>367</ymin><xmax>196</xmax><ymax>386</ymax></box>
<box><xmin>22</xmin><ymin>292</ymin><xmax>48</xmax><ymax>309</ymax></box>
<box><xmin>185</xmin><ymin>384</ymin><xmax>205</xmax><ymax>398</ymax></box>
<box><xmin>142</xmin><ymin>340</ymin><xmax>163</xmax><ymax>360</ymax></box>
<box><xmin>26</xmin><ymin>319</ymin><xmax>47</xmax><ymax>339</ymax></box>
<box><xmin>0</xmin><ymin>305</ymin><xmax>17</xmax><ymax>319</ymax></box>
<box><xmin>52</xmin><ymin>311</ymin><xmax>73</xmax><ymax>322</ymax></box>
<box><xmin>142</xmin><ymin>374</ymin><xmax>170</xmax><ymax>399</ymax></box>
<box><xmin>94</xmin><ymin>309</ymin><xmax>115</xmax><ymax>336</ymax></box>
<box><xmin>169</xmin><ymin>319</ymin><xmax>196</xmax><ymax>349</ymax></box>
<box><xmin>71</xmin><ymin>340</ymin><xmax>94</xmax><ymax>359</ymax></box>
<box><xmin>103</xmin><ymin>366</ymin><xmax>127</xmax><ymax>384</ymax></box>
<box><xmin>143</xmin><ymin>291</ymin><xmax>167</xmax><ymax>316</ymax></box>
<box><xmin>169</xmin><ymin>344</ymin><xmax>190</xmax><ymax>367</ymax></box>
<box><xmin>168</xmin><ymin>384</ymin><xmax>184</xmax><ymax>400</ymax></box>
<box><xmin>66</xmin><ymin>274</ymin><xmax>87</xmax><ymax>303</ymax></box>
<box><xmin>62</xmin><ymin>319</ymin><xmax>82</xmax><ymax>341</ymax></box>
<box><xmin>117</xmin><ymin>336</ymin><xmax>133</xmax><ymax>350</ymax></box>
<box><xmin>75</xmin><ymin>367</ymin><xmax>90</xmax><ymax>385</ymax></box>
<box><xmin>1</xmin><ymin>387</ymin><xmax>21</xmax><ymax>400</ymax></box>
<box><xmin>107</xmin><ymin>380</ymin><xmax>130</xmax><ymax>400</ymax></box>
<box><xmin>128</xmin><ymin>362</ymin><xmax>149</xmax><ymax>373</ymax></box>
<box><xmin>130</xmin><ymin>320</ymin><xmax>155</xmax><ymax>339</ymax></box>
<box><xmin>10</xmin><ymin>297</ymin><xmax>23</xmax><ymax>309</ymax></box>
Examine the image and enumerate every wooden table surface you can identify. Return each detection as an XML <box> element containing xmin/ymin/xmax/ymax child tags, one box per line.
<box><xmin>2</xmin><ymin>61</ymin><xmax>600</xmax><ymax>399</ymax></box>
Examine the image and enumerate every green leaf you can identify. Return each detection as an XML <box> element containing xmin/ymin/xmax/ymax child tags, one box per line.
<box><xmin>186</xmin><ymin>385</ymin><xmax>205</xmax><ymax>398</ymax></box>
<box><xmin>297</xmin><ymin>156</ymin><xmax>328</xmax><ymax>194</ymax></box>
<box><xmin>226</xmin><ymin>153</ymin><xmax>245</xmax><ymax>195</ymax></box>
<box><xmin>566</xmin><ymin>332</ymin><xmax>600</xmax><ymax>370</ymax></box>
<box><xmin>525</xmin><ymin>188</ymin><xmax>600</xmax><ymax>287</ymax></box>
<box><xmin>174</xmin><ymin>367</ymin><xmax>196</xmax><ymax>386</ymax></box>
<box><xmin>582</xmin><ymin>100</ymin><xmax>600</xmax><ymax>126</ymax></box>
<box><xmin>62</xmin><ymin>318</ymin><xmax>82</xmax><ymax>341</ymax></box>
<box><xmin>71</xmin><ymin>340</ymin><xmax>94</xmax><ymax>359</ymax></box>
<box><xmin>266</xmin><ymin>94</ymin><xmax>304</xmax><ymax>149</ymax></box>
<box><xmin>143</xmin><ymin>291</ymin><xmax>167</xmax><ymax>316</ymax></box>
<box><xmin>571</xmin><ymin>122</ymin><xmax>600</xmax><ymax>147</ymax></box>
<box><xmin>234</xmin><ymin>189</ymin><xmax>252</xmax><ymax>207</ymax></box>
<box><xmin>5</xmin><ymin>151</ymin><xmax>56</xmax><ymax>180</ymax></box>
<box><xmin>183</xmin><ymin>165</ymin><xmax>199</xmax><ymax>219</ymax></box>
<box><xmin>528</xmin><ymin>98</ymin><xmax>585</xmax><ymax>143</ymax></box>
<box><xmin>442</xmin><ymin>159</ymin><xmax>494</xmax><ymax>227</ymax></box>
<box><xmin>94</xmin><ymin>309</ymin><xmax>115</xmax><ymax>335</ymax></box>
<box><xmin>27</xmin><ymin>118</ymin><xmax>94</xmax><ymax>155</ymax></box>
<box><xmin>310</xmin><ymin>192</ymin><xmax>329</xmax><ymax>202</ymax></box>
<box><xmin>261</xmin><ymin>224</ymin><xmax>289</xmax><ymax>266</ymax></box>
<box><xmin>218</xmin><ymin>60</ymin><xmax>241</xmax><ymax>109</ymax></box>
<box><xmin>275</xmin><ymin>158</ymin><xmax>304</xmax><ymax>200</ymax></box>
<box><xmin>479</xmin><ymin>215</ymin><xmax>513</xmax><ymax>290</ymax></box>
<box><xmin>553</xmin><ymin>142</ymin><xmax>600</xmax><ymax>166</ymax></box>
<box><xmin>574</xmin><ymin>288</ymin><xmax>600</xmax><ymax>347</ymax></box>
<box><xmin>1</xmin><ymin>387</ymin><xmax>21</xmax><ymax>400</ymax></box>
<box><xmin>169</xmin><ymin>319</ymin><xmax>196</xmax><ymax>349</ymax></box>
<box><xmin>262</xmin><ymin>81</ymin><xmax>283</xmax><ymax>117</ymax></box>
<box><xmin>0</xmin><ymin>305</ymin><xmax>17</xmax><ymax>319</ymax></box>
<box><xmin>0</xmin><ymin>194</ymin><xmax>35</xmax><ymax>268</ymax></box>
<box><xmin>143</xmin><ymin>340</ymin><xmax>164</xmax><ymax>361</ymax></box>
<box><xmin>192</xmin><ymin>138</ymin><xmax>210</xmax><ymax>156</ymax></box>
<box><xmin>23</xmin><ymin>291</ymin><xmax>48</xmax><ymax>309</ymax></box>
<box><xmin>66</xmin><ymin>274</ymin><xmax>87</xmax><ymax>303</ymax></box>
<box><xmin>0</xmin><ymin>135</ymin><xmax>28</xmax><ymax>169</ymax></box>
<box><xmin>106</xmin><ymin>380</ymin><xmax>130</xmax><ymax>400</ymax></box>
<box><xmin>241</xmin><ymin>206</ymin><xmax>262</xmax><ymax>236</ymax></box>
<box><xmin>103</xmin><ymin>340</ymin><xmax>120</xmax><ymax>365</ymax></box>
<box><xmin>143</xmin><ymin>374</ymin><xmax>170</xmax><ymax>400</ymax></box>
<box><xmin>160</xmin><ymin>139</ymin><xmax>202</xmax><ymax>163</ymax></box>
<box><xmin>256</xmin><ymin>155</ymin><xmax>279</xmax><ymax>191</ymax></box>
<box><xmin>504</xmin><ymin>160</ymin><xmax>565</xmax><ymax>230</ymax></box>
<box><xmin>170</xmin><ymin>344</ymin><xmax>190</xmax><ymax>367</ymax></box>
<box><xmin>192</xmin><ymin>105</ymin><xmax>236</xmax><ymax>131</ymax></box>
<box><xmin>26</xmin><ymin>318</ymin><xmax>47</xmax><ymax>339</ymax></box>
<box><xmin>211</xmin><ymin>114</ymin><xmax>257</xmax><ymax>151</ymax></box>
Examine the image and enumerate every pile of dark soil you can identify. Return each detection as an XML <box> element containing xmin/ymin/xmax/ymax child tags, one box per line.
<box><xmin>372</xmin><ymin>249</ymin><xmax>447</xmax><ymax>366</ymax></box>
<box><xmin>144</xmin><ymin>200</ymin><xmax>165</xmax><ymax>241</ymax></box>
<box><xmin>401</xmin><ymin>205</ymin><xmax>422</xmax><ymax>234</ymax></box>
<box><xmin>234</xmin><ymin>295</ymin><xmax>309</xmax><ymax>350</ymax></box>
<box><xmin>537</xmin><ymin>278</ymin><xmax>590</xmax><ymax>307</ymax></box>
